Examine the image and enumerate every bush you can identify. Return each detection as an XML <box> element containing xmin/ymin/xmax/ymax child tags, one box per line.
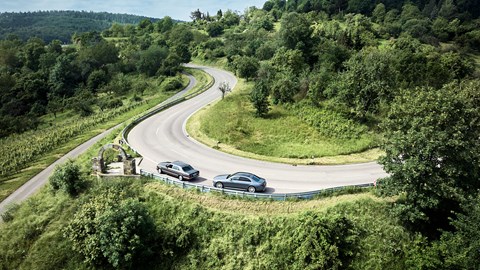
<box><xmin>64</xmin><ymin>192</ymin><xmax>157</xmax><ymax>268</ymax></box>
<box><xmin>162</xmin><ymin>77</ymin><xmax>183</xmax><ymax>92</ymax></box>
<box><xmin>98</xmin><ymin>98</ymin><xmax>123</xmax><ymax>111</ymax></box>
<box><xmin>0</xmin><ymin>203</ymin><xmax>20</xmax><ymax>222</ymax></box>
<box><xmin>49</xmin><ymin>160</ymin><xmax>86</xmax><ymax>197</ymax></box>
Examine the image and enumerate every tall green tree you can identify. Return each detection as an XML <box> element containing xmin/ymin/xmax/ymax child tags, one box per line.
<box><xmin>233</xmin><ymin>56</ymin><xmax>260</xmax><ymax>81</ymax></box>
<box><xmin>326</xmin><ymin>48</ymin><xmax>398</xmax><ymax>120</ymax></box>
<box><xmin>250</xmin><ymin>80</ymin><xmax>270</xmax><ymax>116</ymax></box>
<box><xmin>380</xmin><ymin>80</ymin><xmax>480</xmax><ymax>235</ymax></box>
<box><xmin>279</xmin><ymin>12</ymin><xmax>313</xmax><ymax>54</ymax></box>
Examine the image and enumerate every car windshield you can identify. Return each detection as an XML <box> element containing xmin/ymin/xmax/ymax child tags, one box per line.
<box><xmin>251</xmin><ymin>175</ymin><xmax>263</xmax><ymax>182</ymax></box>
<box><xmin>182</xmin><ymin>165</ymin><xmax>194</xmax><ymax>171</ymax></box>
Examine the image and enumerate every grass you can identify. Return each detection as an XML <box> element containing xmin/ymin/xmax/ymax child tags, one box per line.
<box><xmin>183</xmin><ymin>67</ymin><xmax>214</xmax><ymax>96</ymax></box>
<box><xmin>0</xmin><ymin>172</ymin><xmax>411</xmax><ymax>270</ymax></box>
<box><xmin>0</xmin><ymin>71</ymin><xmax>205</xmax><ymax>202</ymax></box>
<box><xmin>144</xmin><ymin>181</ymin><xmax>383</xmax><ymax>216</ymax></box>
<box><xmin>191</xmin><ymin>56</ymin><xmax>230</xmax><ymax>70</ymax></box>
<box><xmin>186</xmin><ymin>79</ymin><xmax>382</xmax><ymax>165</ymax></box>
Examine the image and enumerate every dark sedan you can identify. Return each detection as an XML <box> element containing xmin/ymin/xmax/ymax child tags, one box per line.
<box><xmin>213</xmin><ymin>172</ymin><xmax>267</xmax><ymax>193</ymax></box>
<box><xmin>156</xmin><ymin>161</ymin><xmax>199</xmax><ymax>181</ymax></box>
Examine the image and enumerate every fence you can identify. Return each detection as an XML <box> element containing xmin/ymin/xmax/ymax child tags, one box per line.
<box><xmin>140</xmin><ymin>169</ymin><xmax>374</xmax><ymax>201</ymax></box>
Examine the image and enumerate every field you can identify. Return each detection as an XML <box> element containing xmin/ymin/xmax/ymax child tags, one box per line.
<box><xmin>187</xmin><ymin>79</ymin><xmax>382</xmax><ymax>165</ymax></box>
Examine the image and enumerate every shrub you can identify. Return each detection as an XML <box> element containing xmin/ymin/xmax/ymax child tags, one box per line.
<box><xmin>64</xmin><ymin>193</ymin><xmax>157</xmax><ymax>268</ymax></box>
<box><xmin>49</xmin><ymin>160</ymin><xmax>86</xmax><ymax>197</ymax></box>
<box><xmin>162</xmin><ymin>77</ymin><xmax>183</xmax><ymax>92</ymax></box>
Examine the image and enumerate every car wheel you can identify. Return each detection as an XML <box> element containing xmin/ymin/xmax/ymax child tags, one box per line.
<box><xmin>158</xmin><ymin>168</ymin><xmax>163</xmax><ymax>174</ymax></box>
<box><xmin>215</xmin><ymin>182</ymin><xmax>223</xmax><ymax>189</ymax></box>
<box><xmin>178</xmin><ymin>175</ymin><xmax>183</xmax><ymax>181</ymax></box>
<box><xmin>247</xmin><ymin>186</ymin><xmax>256</xmax><ymax>193</ymax></box>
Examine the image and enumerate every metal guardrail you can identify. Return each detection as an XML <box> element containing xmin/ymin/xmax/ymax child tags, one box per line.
<box><xmin>121</xmin><ymin>69</ymin><xmax>374</xmax><ymax>201</ymax></box>
<box><xmin>140</xmin><ymin>169</ymin><xmax>374</xmax><ymax>201</ymax></box>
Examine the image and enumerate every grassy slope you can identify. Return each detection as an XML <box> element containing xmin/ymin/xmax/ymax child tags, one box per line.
<box><xmin>187</xmin><ymin>78</ymin><xmax>382</xmax><ymax>165</ymax></box>
<box><xmin>0</xmin><ymin>173</ymin><xmax>413</xmax><ymax>269</ymax></box>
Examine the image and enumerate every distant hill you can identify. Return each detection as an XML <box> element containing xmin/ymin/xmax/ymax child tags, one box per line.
<box><xmin>0</xmin><ymin>10</ymin><xmax>160</xmax><ymax>43</ymax></box>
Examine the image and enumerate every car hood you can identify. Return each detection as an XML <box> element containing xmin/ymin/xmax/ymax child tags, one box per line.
<box><xmin>213</xmin><ymin>174</ymin><xmax>229</xmax><ymax>181</ymax></box>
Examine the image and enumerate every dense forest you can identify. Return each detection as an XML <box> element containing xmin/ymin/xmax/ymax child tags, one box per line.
<box><xmin>0</xmin><ymin>11</ymin><xmax>160</xmax><ymax>42</ymax></box>
<box><xmin>0</xmin><ymin>16</ymin><xmax>186</xmax><ymax>138</ymax></box>
<box><xmin>1</xmin><ymin>0</ymin><xmax>480</xmax><ymax>269</ymax></box>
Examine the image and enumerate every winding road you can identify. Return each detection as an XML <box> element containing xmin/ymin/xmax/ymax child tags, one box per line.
<box><xmin>127</xmin><ymin>64</ymin><xmax>388</xmax><ymax>193</ymax></box>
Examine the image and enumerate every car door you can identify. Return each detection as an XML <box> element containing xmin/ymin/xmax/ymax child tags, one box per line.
<box><xmin>227</xmin><ymin>175</ymin><xmax>241</xmax><ymax>188</ymax></box>
<box><xmin>170</xmin><ymin>164</ymin><xmax>182</xmax><ymax>177</ymax></box>
<box><xmin>237</xmin><ymin>176</ymin><xmax>252</xmax><ymax>190</ymax></box>
<box><xmin>164</xmin><ymin>164</ymin><xmax>174</xmax><ymax>175</ymax></box>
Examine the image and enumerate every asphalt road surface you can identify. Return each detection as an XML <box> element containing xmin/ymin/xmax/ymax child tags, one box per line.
<box><xmin>127</xmin><ymin>64</ymin><xmax>388</xmax><ymax>194</ymax></box>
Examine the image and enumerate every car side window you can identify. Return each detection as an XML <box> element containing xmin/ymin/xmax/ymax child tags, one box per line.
<box><xmin>172</xmin><ymin>165</ymin><xmax>180</xmax><ymax>171</ymax></box>
<box><xmin>230</xmin><ymin>176</ymin><xmax>240</xmax><ymax>181</ymax></box>
<box><xmin>239</xmin><ymin>177</ymin><xmax>250</xmax><ymax>182</ymax></box>
<box><xmin>167</xmin><ymin>164</ymin><xmax>172</xmax><ymax>168</ymax></box>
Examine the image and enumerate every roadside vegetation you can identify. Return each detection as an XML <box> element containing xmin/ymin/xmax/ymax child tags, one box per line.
<box><xmin>1</xmin><ymin>0</ymin><xmax>480</xmax><ymax>269</ymax></box>
<box><xmin>0</xmin><ymin>168</ymin><xmax>419</xmax><ymax>270</ymax></box>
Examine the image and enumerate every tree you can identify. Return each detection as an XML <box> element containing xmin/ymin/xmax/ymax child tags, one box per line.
<box><xmin>190</xmin><ymin>9</ymin><xmax>203</xmax><ymax>21</ymax></box>
<box><xmin>206</xmin><ymin>22</ymin><xmax>224</xmax><ymax>37</ymax></box>
<box><xmin>233</xmin><ymin>56</ymin><xmax>260</xmax><ymax>81</ymax></box>
<box><xmin>137</xmin><ymin>45</ymin><xmax>169</xmax><ymax>76</ymax></box>
<box><xmin>49</xmin><ymin>159</ymin><xmax>85</xmax><ymax>196</ymax></box>
<box><xmin>379</xmin><ymin>80</ymin><xmax>480</xmax><ymax>235</ymax></box>
<box><xmin>438</xmin><ymin>193</ymin><xmax>480</xmax><ymax>268</ymax></box>
<box><xmin>218</xmin><ymin>81</ymin><xmax>231</xmax><ymax>99</ymax></box>
<box><xmin>372</xmin><ymin>3</ymin><xmax>386</xmax><ymax>23</ymax></box>
<box><xmin>49</xmin><ymin>54</ymin><xmax>81</xmax><ymax>98</ymax></box>
<box><xmin>279</xmin><ymin>12</ymin><xmax>312</xmax><ymax>54</ymax></box>
<box><xmin>22</xmin><ymin>37</ymin><xmax>46</xmax><ymax>71</ymax></box>
<box><xmin>156</xmin><ymin>16</ymin><xmax>174</xmax><ymax>33</ymax></box>
<box><xmin>250</xmin><ymin>80</ymin><xmax>270</xmax><ymax>117</ymax></box>
<box><xmin>271</xmin><ymin>70</ymin><xmax>298</xmax><ymax>104</ymax></box>
<box><xmin>438</xmin><ymin>0</ymin><xmax>458</xmax><ymax>20</ymax></box>
<box><xmin>65</xmin><ymin>193</ymin><xmax>157</xmax><ymax>268</ymax></box>
<box><xmin>326</xmin><ymin>47</ymin><xmax>397</xmax><ymax>120</ymax></box>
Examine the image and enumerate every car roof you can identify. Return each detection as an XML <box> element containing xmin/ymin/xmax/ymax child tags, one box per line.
<box><xmin>171</xmin><ymin>160</ymin><xmax>189</xmax><ymax>166</ymax></box>
<box><xmin>233</xmin><ymin>172</ymin><xmax>257</xmax><ymax>178</ymax></box>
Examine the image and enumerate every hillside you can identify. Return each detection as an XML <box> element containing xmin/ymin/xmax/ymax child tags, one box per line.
<box><xmin>0</xmin><ymin>10</ymin><xmax>160</xmax><ymax>42</ymax></box>
<box><xmin>1</xmin><ymin>0</ymin><xmax>480</xmax><ymax>269</ymax></box>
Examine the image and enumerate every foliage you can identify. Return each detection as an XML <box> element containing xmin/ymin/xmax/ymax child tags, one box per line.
<box><xmin>326</xmin><ymin>47</ymin><xmax>398</xmax><ymax>120</ymax></box>
<box><xmin>379</xmin><ymin>80</ymin><xmax>480</xmax><ymax>235</ymax></box>
<box><xmin>291</xmin><ymin>103</ymin><xmax>369</xmax><ymax>140</ymax></box>
<box><xmin>0</xmin><ymin>11</ymin><xmax>157</xmax><ymax>43</ymax></box>
<box><xmin>217</xmin><ymin>81</ymin><xmax>231</xmax><ymax>99</ymax></box>
<box><xmin>437</xmin><ymin>193</ymin><xmax>480</xmax><ymax>268</ymax></box>
<box><xmin>250</xmin><ymin>80</ymin><xmax>270</xmax><ymax>117</ymax></box>
<box><xmin>232</xmin><ymin>55</ymin><xmax>260</xmax><ymax>81</ymax></box>
<box><xmin>64</xmin><ymin>186</ymin><xmax>156</xmax><ymax>268</ymax></box>
<box><xmin>49</xmin><ymin>159</ymin><xmax>86</xmax><ymax>196</ymax></box>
